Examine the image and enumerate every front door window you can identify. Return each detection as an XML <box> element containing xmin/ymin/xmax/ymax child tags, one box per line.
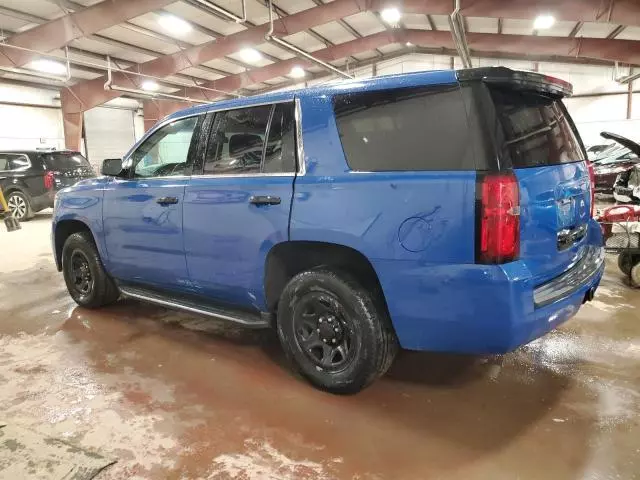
<box><xmin>131</xmin><ymin>116</ymin><xmax>198</xmax><ymax>178</ymax></box>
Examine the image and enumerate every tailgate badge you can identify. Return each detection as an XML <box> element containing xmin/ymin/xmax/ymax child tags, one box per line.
<box><xmin>558</xmin><ymin>198</ymin><xmax>575</xmax><ymax>228</ymax></box>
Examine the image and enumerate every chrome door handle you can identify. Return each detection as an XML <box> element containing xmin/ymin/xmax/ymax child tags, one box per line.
<box><xmin>156</xmin><ymin>196</ymin><xmax>179</xmax><ymax>205</ymax></box>
<box><xmin>249</xmin><ymin>195</ymin><xmax>281</xmax><ymax>205</ymax></box>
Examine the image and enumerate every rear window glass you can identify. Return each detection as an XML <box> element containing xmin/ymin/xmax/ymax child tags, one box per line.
<box><xmin>333</xmin><ymin>85</ymin><xmax>475</xmax><ymax>171</ymax></box>
<box><xmin>41</xmin><ymin>152</ymin><xmax>91</xmax><ymax>170</ymax></box>
<box><xmin>490</xmin><ymin>87</ymin><xmax>585</xmax><ymax>168</ymax></box>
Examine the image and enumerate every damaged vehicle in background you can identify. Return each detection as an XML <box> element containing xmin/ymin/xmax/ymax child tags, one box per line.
<box><xmin>614</xmin><ymin>163</ymin><xmax>640</xmax><ymax>204</ymax></box>
<box><xmin>592</xmin><ymin>132</ymin><xmax>640</xmax><ymax>195</ymax></box>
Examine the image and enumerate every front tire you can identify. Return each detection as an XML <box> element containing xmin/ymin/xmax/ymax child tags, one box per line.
<box><xmin>62</xmin><ymin>232</ymin><xmax>119</xmax><ymax>308</ymax></box>
<box><xmin>6</xmin><ymin>190</ymin><xmax>32</xmax><ymax>221</ymax></box>
<box><xmin>276</xmin><ymin>268</ymin><xmax>398</xmax><ymax>394</ymax></box>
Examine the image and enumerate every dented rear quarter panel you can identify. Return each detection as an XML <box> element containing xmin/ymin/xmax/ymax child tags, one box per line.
<box><xmin>291</xmin><ymin>88</ymin><xmax>478</xmax><ymax>350</ymax></box>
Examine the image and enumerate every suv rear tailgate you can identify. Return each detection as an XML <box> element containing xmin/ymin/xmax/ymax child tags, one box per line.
<box><xmin>41</xmin><ymin>151</ymin><xmax>95</xmax><ymax>189</ymax></box>
<box><xmin>463</xmin><ymin>69</ymin><xmax>593</xmax><ymax>284</ymax></box>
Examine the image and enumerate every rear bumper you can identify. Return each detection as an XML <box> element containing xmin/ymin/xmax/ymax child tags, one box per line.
<box><xmin>533</xmin><ymin>245</ymin><xmax>604</xmax><ymax>307</ymax></box>
<box><xmin>375</xmin><ymin>220</ymin><xmax>605</xmax><ymax>354</ymax></box>
<box><xmin>31</xmin><ymin>191</ymin><xmax>55</xmax><ymax>211</ymax></box>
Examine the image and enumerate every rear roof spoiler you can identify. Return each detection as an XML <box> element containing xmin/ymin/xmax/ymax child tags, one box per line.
<box><xmin>456</xmin><ymin>67</ymin><xmax>573</xmax><ymax>98</ymax></box>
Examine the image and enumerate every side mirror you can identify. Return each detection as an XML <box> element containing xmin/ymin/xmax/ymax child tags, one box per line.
<box><xmin>101</xmin><ymin>158</ymin><xmax>123</xmax><ymax>176</ymax></box>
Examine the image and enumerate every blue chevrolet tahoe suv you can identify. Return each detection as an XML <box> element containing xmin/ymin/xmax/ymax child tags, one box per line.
<box><xmin>52</xmin><ymin>67</ymin><xmax>605</xmax><ymax>393</ymax></box>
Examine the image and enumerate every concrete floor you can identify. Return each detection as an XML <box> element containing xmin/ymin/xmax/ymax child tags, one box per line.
<box><xmin>1</xmin><ymin>212</ymin><xmax>639</xmax><ymax>480</ymax></box>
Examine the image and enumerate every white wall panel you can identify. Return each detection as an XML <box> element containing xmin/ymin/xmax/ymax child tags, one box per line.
<box><xmin>566</xmin><ymin>94</ymin><xmax>640</xmax><ymax>146</ymax></box>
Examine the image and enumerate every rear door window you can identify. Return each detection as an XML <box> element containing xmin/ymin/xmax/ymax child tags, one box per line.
<box><xmin>263</xmin><ymin>103</ymin><xmax>296</xmax><ymax>174</ymax></box>
<box><xmin>489</xmin><ymin>87</ymin><xmax>585</xmax><ymax>168</ymax></box>
<box><xmin>333</xmin><ymin>85</ymin><xmax>475</xmax><ymax>171</ymax></box>
<box><xmin>203</xmin><ymin>105</ymin><xmax>271</xmax><ymax>175</ymax></box>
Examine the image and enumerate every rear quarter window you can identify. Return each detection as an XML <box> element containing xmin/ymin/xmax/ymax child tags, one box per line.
<box><xmin>333</xmin><ymin>85</ymin><xmax>476</xmax><ymax>171</ymax></box>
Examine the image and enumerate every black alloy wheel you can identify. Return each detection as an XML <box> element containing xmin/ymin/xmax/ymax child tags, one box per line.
<box><xmin>70</xmin><ymin>250</ymin><xmax>94</xmax><ymax>296</ymax></box>
<box><xmin>276</xmin><ymin>268</ymin><xmax>399</xmax><ymax>394</ymax></box>
<box><xmin>61</xmin><ymin>232</ymin><xmax>120</xmax><ymax>308</ymax></box>
<box><xmin>293</xmin><ymin>292</ymin><xmax>357</xmax><ymax>372</ymax></box>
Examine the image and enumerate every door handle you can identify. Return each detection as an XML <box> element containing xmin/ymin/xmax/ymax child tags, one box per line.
<box><xmin>249</xmin><ymin>195</ymin><xmax>281</xmax><ymax>206</ymax></box>
<box><xmin>156</xmin><ymin>196</ymin><xmax>179</xmax><ymax>205</ymax></box>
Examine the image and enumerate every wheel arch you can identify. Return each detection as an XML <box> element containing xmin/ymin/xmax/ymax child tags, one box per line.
<box><xmin>3</xmin><ymin>183</ymin><xmax>28</xmax><ymax>195</ymax></box>
<box><xmin>54</xmin><ymin>219</ymin><xmax>95</xmax><ymax>271</ymax></box>
<box><xmin>264</xmin><ymin>240</ymin><xmax>390</xmax><ymax>315</ymax></box>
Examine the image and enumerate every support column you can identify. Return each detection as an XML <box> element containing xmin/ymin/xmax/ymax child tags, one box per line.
<box><xmin>143</xmin><ymin>100</ymin><xmax>161</xmax><ymax>133</ymax></box>
<box><xmin>61</xmin><ymin>88</ymin><xmax>84</xmax><ymax>151</ymax></box>
<box><xmin>627</xmin><ymin>75</ymin><xmax>634</xmax><ymax>120</ymax></box>
<box><xmin>143</xmin><ymin>100</ymin><xmax>191</xmax><ymax>132</ymax></box>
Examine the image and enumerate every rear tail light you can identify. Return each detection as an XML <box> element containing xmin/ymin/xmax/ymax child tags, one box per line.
<box><xmin>477</xmin><ymin>172</ymin><xmax>520</xmax><ymax>264</ymax></box>
<box><xmin>586</xmin><ymin>161</ymin><xmax>595</xmax><ymax>217</ymax></box>
<box><xmin>44</xmin><ymin>171</ymin><xmax>55</xmax><ymax>190</ymax></box>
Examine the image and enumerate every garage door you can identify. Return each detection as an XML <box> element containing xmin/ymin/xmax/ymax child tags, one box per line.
<box><xmin>84</xmin><ymin>107</ymin><xmax>136</xmax><ymax>171</ymax></box>
<box><xmin>0</xmin><ymin>104</ymin><xmax>64</xmax><ymax>150</ymax></box>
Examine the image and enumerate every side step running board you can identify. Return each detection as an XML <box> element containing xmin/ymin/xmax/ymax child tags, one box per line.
<box><xmin>119</xmin><ymin>286</ymin><xmax>270</xmax><ymax>328</ymax></box>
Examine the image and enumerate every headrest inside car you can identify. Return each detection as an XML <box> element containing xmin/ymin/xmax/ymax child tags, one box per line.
<box><xmin>229</xmin><ymin>134</ymin><xmax>262</xmax><ymax>157</ymax></box>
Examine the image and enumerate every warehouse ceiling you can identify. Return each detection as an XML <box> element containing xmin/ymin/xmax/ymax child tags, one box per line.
<box><xmin>0</xmin><ymin>0</ymin><xmax>639</xmax><ymax>105</ymax></box>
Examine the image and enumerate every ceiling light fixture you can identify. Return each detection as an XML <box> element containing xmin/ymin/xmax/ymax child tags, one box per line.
<box><xmin>141</xmin><ymin>80</ymin><xmax>159</xmax><ymax>91</ymax></box>
<box><xmin>238</xmin><ymin>48</ymin><xmax>262</xmax><ymax>63</ymax></box>
<box><xmin>290</xmin><ymin>66</ymin><xmax>306</xmax><ymax>78</ymax></box>
<box><xmin>533</xmin><ymin>14</ymin><xmax>555</xmax><ymax>30</ymax></box>
<box><xmin>158</xmin><ymin>14</ymin><xmax>192</xmax><ymax>35</ymax></box>
<box><xmin>27</xmin><ymin>59</ymin><xmax>67</xmax><ymax>75</ymax></box>
<box><xmin>380</xmin><ymin>7</ymin><xmax>401</xmax><ymax>24</ymax></box>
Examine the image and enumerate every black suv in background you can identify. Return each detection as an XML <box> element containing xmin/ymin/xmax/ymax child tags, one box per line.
<box><xmin>0</xmin><ymin>150</ymin><xmax>94</xmax><ymax>220</ymax></box>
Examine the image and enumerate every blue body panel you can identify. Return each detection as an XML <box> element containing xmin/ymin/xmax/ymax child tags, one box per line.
<box><xmin>102</xmin><ymin>177</ymin><xmax>191</xmax><ymax>291</ymax></box>
<box><xmin>515</xmin><ymin>162</ymin><xmax>592</xmax><ymax>283</ymax></box>
<box><xmin>183</xmin><ymin>175</ymin><xmax>293</xmax><ymax>310</ymax></box>
<box><xmin>372</xmin><ymin>221</ymin><xmax>603</xmax><ymax>352</ymax></box>
<box><xmin>52</xmin><ymin>177</ymin><xmax>109</xmax><ymax>270</ymax></box>
<box><xmin>53</xmin><ymin>68</ymin><xmax>604</xmax><ymax>354</ymax></box>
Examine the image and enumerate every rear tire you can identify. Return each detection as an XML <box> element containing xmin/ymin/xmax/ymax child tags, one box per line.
<box><xmin>276</xmin><ymin>268</ymin><xmax>398</xmax><ymax>394</ymax></box>
<box><xmin>62</xmin><ymin>232</ymin><xmax>119</xmax><ymax>308</ymax></box>
<box><xmin>618</xmin><ymin>252</ymin><xmax>635</xmax><ymax>276</ymax></box>
<box><xmin>6</xmin><ymin>190</ymin><xmax>33</xmax><ymax>221</ymax></box>
<box><xmin>630</xmin><ymin>262</ymin><xmax>640</xmax><ymax>289</ymax></box>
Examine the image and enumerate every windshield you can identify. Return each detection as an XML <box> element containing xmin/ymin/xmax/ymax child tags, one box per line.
<box><xmin>594</xmin><ymin>144</ymin><xmax>625</xmax><ymax>161</ymax></box>
<box><xmin>595</xmin><ymin>152</ymin><xmax>639</xmax><ymax>166</ymax></box>
<box><xmin>41</xmin><ymin>152</ymin><xmax>92</xmax><ymax>170</ymax></box>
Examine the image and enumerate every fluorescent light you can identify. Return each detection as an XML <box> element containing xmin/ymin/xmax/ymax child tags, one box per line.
<box><xmin>158</xmin><ymin>14</ymin><xmax>192</xmax><ymax>35</ymax></box>
<box><xmin>238</xmin><ymin>48</ymin><xmax>262</xmax><ymax>63</ymax></box>
<box><xmin>533</xmin><ymin>14</ymin><xmax>555</xmax><ymax>30</ymax></box>
<box><xmin>28</xmin><ymin>59</ymin><xmax>67</xmax><ymax>75</ymax></box>
<box><xmin>380</xmin><ymin>7</ymin><xmax>401</xmax><ymax>23</ymax></box>
<box><xmin>290</xmin><ymin>66</ymin><xmax>306</xmax><ymax>78</ymax></box>
<box><xmin>141</xmin><ymin>80</ymin><xmax>159</xmax><ymax>91</ymax></box>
